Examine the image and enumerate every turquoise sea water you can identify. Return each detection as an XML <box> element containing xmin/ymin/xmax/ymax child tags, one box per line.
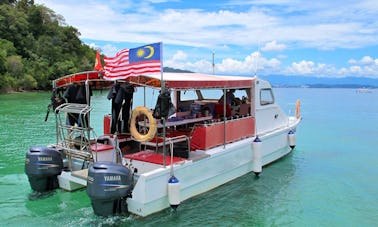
<box><xmin>0</xmin><ymin>88</ymin><xmax>377</xmax><ymax>226</ymax></box>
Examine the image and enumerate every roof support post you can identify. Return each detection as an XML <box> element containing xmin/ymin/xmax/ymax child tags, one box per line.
<box><xmin>223</xmin><ymin>88</ymin><xmax>226</xmax><ymax>148</ymax></box>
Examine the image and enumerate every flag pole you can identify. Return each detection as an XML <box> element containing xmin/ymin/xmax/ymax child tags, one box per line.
<box><xmin>159</xmin><ymin>42</ymin><xmax>167</xmax><ymax>167</ymax></box>
<box><xmin>160</xmin><ymin>42</ymin><xmax>164</xmax><ymax>91</ymax></box>
<box><xmin>212</xmin><ymin>50</ymin><xmax>215</xmax><ymax>75</ymax></box>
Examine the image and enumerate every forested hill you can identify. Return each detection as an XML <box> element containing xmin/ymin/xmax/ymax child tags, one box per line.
<box><xmin>0</xmin><ymin>0</ymin><xmax>96</xmax><ymax>93</ymax></box>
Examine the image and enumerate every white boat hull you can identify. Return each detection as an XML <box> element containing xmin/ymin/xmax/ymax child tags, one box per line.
<box><xmin>52</xmin><ymin>123</ymin><xmax>298</xmax><ymax>216</ymax></box>
<box><xmin>58</xmin><ymin>171</ymin><xmax>86</xmax><ymax>191</ymax></box>
<box><xmin>126</xmin><ymin>122</ymin><xmax>299</xmax><ymax>217</ymax></box>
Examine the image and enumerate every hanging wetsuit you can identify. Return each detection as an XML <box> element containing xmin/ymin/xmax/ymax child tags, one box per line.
<box><xmin>107</xmin><ymin>82</ymin><xmax>134</xmax><ymax>134</ymax></box>
<box><xmin>63</xmin><ymin>84</ymin><xmax>79</xmax><ymax>126</ymax></box>
<box><xmin>119</xmin><ymin>83</ymin><xmax>134</xmax><ymax>133</ymax></box>
<box><xmin>76</xmin><ymin>84</ymin><xmax>92</xmax><ymax>127</ymax></box>
<box><xmin>107</xmin><ymin>83</ymin><xmax>121</xmax><ymax>134</ymax></box>
<box><xmin>153</xmin><ymin>90</ymin><xmax>172</xmax><ymax>119</ymax></box>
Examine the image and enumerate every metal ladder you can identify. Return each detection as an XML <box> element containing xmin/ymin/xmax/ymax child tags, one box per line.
<box><xmin>54</xmin><ymin>103</ymin><xmax>94</xmax><ymax>170</ymax></box>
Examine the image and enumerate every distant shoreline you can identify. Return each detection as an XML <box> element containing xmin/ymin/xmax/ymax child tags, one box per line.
<box><xmin>272</xmin><ymin>84</ymin><xmax>377</xmax><ymax>89</ymax></box>
<box><xmin>0</xmin><ymin>89</ymin><xmax>49</xmax><ymax>94</ymax></box>
<box><xmin>273</xmin><ymin>84</ymin><xmax>377</xmax><ymax>89</ymax></box>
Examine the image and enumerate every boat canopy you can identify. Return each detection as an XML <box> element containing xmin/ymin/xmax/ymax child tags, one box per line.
<box><xmin>128</xmin><ymin>73</ymin><xmax>255</xmax><ymax>90</ymax></box>
<box><xmin>53</xmin><ymin>71</ymin><xmax>255</xmax><ymax>90</ymax></box>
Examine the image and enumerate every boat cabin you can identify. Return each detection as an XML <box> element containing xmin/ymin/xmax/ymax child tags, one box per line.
<box><xmin>124</xmin><ymin>73</ymin><xmax>257</xmax><ymax>155</ymax></box>
<box><xmin>51</xmin><ymin>71</ymin><xmax>288</xmax><ymax>168</ymax></box>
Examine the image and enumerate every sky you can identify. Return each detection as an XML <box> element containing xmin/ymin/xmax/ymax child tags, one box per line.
<box><xmin>34</xmin><ymin>0</ymin><xmax>378</xmax><ymax>79</ymax></box>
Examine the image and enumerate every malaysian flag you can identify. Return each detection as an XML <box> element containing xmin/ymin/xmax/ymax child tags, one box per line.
<box><xmin>103</xmin><ymin>42</ymin><xmax>162</xmax><ymax>80</ymax></box>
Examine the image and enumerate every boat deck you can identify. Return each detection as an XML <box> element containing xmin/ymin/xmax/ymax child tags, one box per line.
<box><xmin>124</xmin><ymin>151</ymin><xmax>186</xmax><ymax>165</ymax></box>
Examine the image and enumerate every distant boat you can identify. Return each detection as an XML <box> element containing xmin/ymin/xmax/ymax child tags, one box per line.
<box><xmin>356</xmin><ymin>88</ymin><xmax>372</xmax><ymax>93</ymax></box>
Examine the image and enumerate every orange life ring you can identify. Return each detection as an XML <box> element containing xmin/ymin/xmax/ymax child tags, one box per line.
<box><xmin>130</xmin><ymin>106</ymin><xmax>157</xmax><ymax>142</ymax></box>
<box><xmin>295</xmin><ymin>99</ymin><xmax>301</xmax><ymax>119</ymax></box>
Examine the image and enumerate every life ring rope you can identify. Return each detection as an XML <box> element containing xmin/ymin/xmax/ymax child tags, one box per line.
<box><xmin>295</xmin><ymin>99</ymin><xmax>301</xmax><ymax>119</ymax></box>
<box><xmin>130</xmin><ymin>106</ymin><xmax>157</xmax><ymax>142</ymax></box>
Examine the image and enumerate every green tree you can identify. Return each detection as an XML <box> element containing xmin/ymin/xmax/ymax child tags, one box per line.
<box><xmin>18</xmin><ymin>73</ymin><xmax>37</xmax><ymax>90</ymax></box>
<box><xmin>0</xmin><ymin>1</ymin><xmax>97</xmax><ymax>92</ymax></box>
<box><xmin>0</xmin><ymin>4</ymin><xmax>29</xmax><ymax>57</ymax></box>
<box><xmin>6</xmin><ymin>55</ymin><xmax>23</xmax><ymax>78</ymax></box>
<box><xmin>0</xmin><ymin>0</ymin><xmax>17</xmax><ymax>5</ymax></box>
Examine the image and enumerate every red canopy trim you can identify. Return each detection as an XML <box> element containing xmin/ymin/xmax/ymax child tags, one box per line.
<box><xmin>54</xmin><ymin>71</ymin><xmax>102</xmax><ymax>88</ymax></box>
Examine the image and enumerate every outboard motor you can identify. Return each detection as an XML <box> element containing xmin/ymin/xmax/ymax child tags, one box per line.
<box><xmin>87</xmin><ymin>162</ymin><xmax>133</xmax><ymax>216</ymax></box>
<box><xmin>25</xmin><ymin>146</ymin><xmax>63</xmax><ymax>192</ymax></box>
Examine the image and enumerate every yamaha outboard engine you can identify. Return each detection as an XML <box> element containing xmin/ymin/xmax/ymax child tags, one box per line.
<box><xmin>25</xmin><ymin>146</ymin><xmax>63</xmax><ymax>192</ymax></box>
<box><xmin>87</xmin><ymin>162</ymin><xmax>133</xmax><ymax>216</ymax></box>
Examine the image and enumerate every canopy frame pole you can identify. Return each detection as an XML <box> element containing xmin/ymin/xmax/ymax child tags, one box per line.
<box><xmin>223</xmin><ymin>88</ymin><xmax>226</xmax><ymax>148</ymax></box>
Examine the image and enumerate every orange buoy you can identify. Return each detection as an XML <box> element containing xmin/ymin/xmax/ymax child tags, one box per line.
<box><xmin>295</xmin><ymin>99</ymin><xmax>301</xmax><ymax>119</ymax></box>
<box><xmin>130</xmin><ymin>106</ymin><xmax>157</xmax><ymax>142</ymax></box>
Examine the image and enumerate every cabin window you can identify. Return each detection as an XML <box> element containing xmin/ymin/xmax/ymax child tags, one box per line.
<box><xmin>200</xmin><ymin>90</ymin><xmax>223</xmax><ymax>100</ymax></box>
<box><xmin>260</xmin><ymin>88</ymin><xmax>274</xmax><ymax>105</ymax></box>
<box><xmin>180</xmin><ymin>90</ymin><xmax>198</xmax><ymax>101</ymax></box>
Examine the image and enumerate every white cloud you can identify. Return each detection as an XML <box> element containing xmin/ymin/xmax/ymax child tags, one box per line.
<box><xmin>284</xmin><ymin>60</ymin><xmax>338</xmax><ymax>77</ymax></box>
<box><xmin>288</xmin><ymin>60</ymin><xmax>315</xmax><ymax>75</ymax></box>
<box><xmin>350</xmin><ymin>65</ymin><xmax>362</xmax><ymax>74</ymax></box>
<box><xmin>347</xmin><ymin>56</ymin><xmax>378</xmax><ymax>77</ymax></box>
<box><xmin>172</xmin><ymin>50</ymin><xmax>188</xmax><ymax>61</ymax></box>
<box><xmin>35</xmin><ymin>0</ymin><xmax>378</xmax><ymax>50</ymax></box>
<box><xmin>159</xmin><ymin>46</ymin><xmax>378</xmax><ymax>78</ymax></box>
<box><xmin>285</xmin><ymin>60</ymin><xmax>364</xmax><ymax>77</ymax></box>
<box><xmin>348</xmin><ymin>59</ymin><xmax>357</xmax><ymax>64</ymax></box>
<box><xmin>103</xmin><ymin>45</ymin><xmax>119</xmax><ymax>56</ymax></box>
<box><xmin>348</xmin><ymin>56</ymin><xmax>378</xmax><ymax>66</ymax></box>
<box><xmin>261</xmin><ymin>40</ymin><xmax>286</xmax><ymax>51</ymax></box>
<box><xmin>360</xmin><ymin>56</ymin><xmax>374</xmax><ymax>65</ymax></box>
<box><xmin>338</xmin><ymin>67</ymin><xmax>348</xmax><ymax>75</ymax></box>
<box><xmin>165</xmin><ymin>50</ymin><xmax>281</xmax><ymax>75</ymax></box>
<box><xmin>88</xmin><ymin>43</ymin><xmax>98</xmax><ymax>49</ymax></box>
<box><xmin>34</xmin><ymin>0</ymin><xmax>378</xmax><ymax>79</ymax></box>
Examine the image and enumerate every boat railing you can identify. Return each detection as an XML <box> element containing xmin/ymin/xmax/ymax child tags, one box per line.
<box><xmin>55</xmin><ymin>103</ymin><xmax>92</xmax><ymax>115</ymax></box>
<box><xmin>54</xmin><ymin>103</ymin><xmax>95</xmax><ymax>168</ymax></box>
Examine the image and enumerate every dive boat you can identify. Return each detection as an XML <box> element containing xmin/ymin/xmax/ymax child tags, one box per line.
<box><xmin>25</xmin><ymin>70</ymin><xmax>301</xmax><ymax>217</ymax></box>
<box><xmin>356</xmin><ymin>88</ymin><xmax>372</xmax><ymax>93</ymax></box>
